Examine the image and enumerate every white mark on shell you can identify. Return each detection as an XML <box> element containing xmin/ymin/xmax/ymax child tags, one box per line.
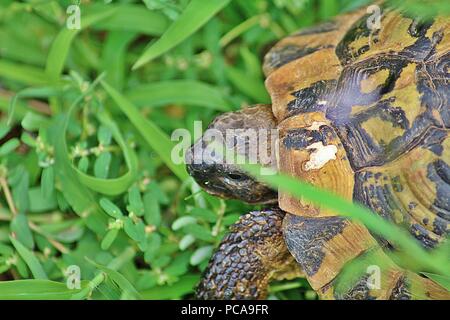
<box><xmin>306</xmin><ymin>121</ymin><xmax>327</xmax><ymax>131</ymax></box>
<box><xmin>304</xmin><ymin>142</ymin><xmax>337</xmax><ymax>171</ymax></box>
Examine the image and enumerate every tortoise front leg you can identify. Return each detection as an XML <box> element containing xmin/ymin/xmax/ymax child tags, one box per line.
<box><xmin>196</xmin><ymin>208</ymin><xmax>303</xmax><ymax>300</ymax></box>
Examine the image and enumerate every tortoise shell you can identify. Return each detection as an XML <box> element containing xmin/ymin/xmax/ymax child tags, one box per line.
<box><xmin>189</xmin><ymin>5</ymin><xmax>450</xmax><ymax>300</ymax></box>
<box><xmin>262</xmin><ymin>6</ymin><xmax>449</xmax><ymax>254</ymax></box>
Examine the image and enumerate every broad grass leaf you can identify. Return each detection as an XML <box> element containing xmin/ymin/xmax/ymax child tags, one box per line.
<box><xmin>225</xmin><ymin>66</ymin><xmax>270</xmax><ymax>103</ymax></box>
<box><xmin>387</xmin><ymin>0</ymin><xmax>450</xmax><ymax>19</ymax></box>
<box><xmin>45</xmin><ymin>8</ymin><xmax>117</xmax><ymax>82</ymax></box>
<box><xmin>0</xmin><ymin>60</ymin><xmax>48</xmax><ymax>86</ymax></box>
<box><xmin>318</xmin><ymin>0</ymin><xmax>340</xmax><ymax>19</ymax></box>
<box><xmin>7</xmin><ymin>87</ymin><xmax>58</xmax><ymax>126</ymax></box>
<box><xmin>101</xmin><ymin>31</ymin><xmax>137</xmax><ymax>90</ymax></box>
<box><xmin>49</xmin><ymin>75</ymin><xmax>130</xmax><ymax>235</ymax></box>
<box><xmin>86</xmin><ymin>4</ymin><xmax>168</xmax><ymax>35</ymax></box>
<box><xmin>51</xmin><ymin>115</ymin><xmax>108</xmax><ymax>236</ymax></box>
<box><xmin>240</xmin><ymin>46</ymin><xmax>263</xmax><ymax>79</ymax></box>
<box><xmin>0</xmin><ymin>280</ymin><xmax>87</xmax><ymax>300</ymax></box>
<box><xmin>45</xmin><ymin>7</ymin><xmax>117</xmax><ymax>112</ymax></box>
<box><xmin>96</xmin><ymin>278</ymin><xmax>122</xmax><ymax>300</ymax></box>
<box><xmin>126</xmin><ymin>80</ymin><xmax>231</xmax><ymax>111</ymax></box>
<box><xmin>133</xmin><ymin>0</ymin><xmax>231</xmax><ymax>69</ymax></box>
<box><xmin>101</xmin><ymin>81</ymin><xmax>189</xmax><ymax>181</ymax></box>
<box><xmin>422</xmin><ymin>272</ymin><xmax>450</xmax><ymax>291</ymax></box>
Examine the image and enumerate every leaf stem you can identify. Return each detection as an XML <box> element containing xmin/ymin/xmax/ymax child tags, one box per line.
<box><xmin>0</xmin><ymin>177</ymin><xmax>18</xmax><ymax>216</ymax></box>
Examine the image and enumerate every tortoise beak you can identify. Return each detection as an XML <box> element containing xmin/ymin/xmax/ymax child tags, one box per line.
<box><xmin>186</xmin><ymin>143</ymin><xmax>278</xmax><ymax>205</ymax></box>
<box><xmin>185</xmin><ymin>143</ymin><xmax>215</xmax><ymax>187</ymax></box>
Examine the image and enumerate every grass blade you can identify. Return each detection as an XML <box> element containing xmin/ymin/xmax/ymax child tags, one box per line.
<box><xmin>101</xmin><ymin>81</ymin><xmax>189</xmax><ymax>181</ymax></box>
<box><xmin>0</xmin><ymin>280</ymin><xmax>87</xmax><ymax>300</ymax></box>
<box><xmin>86</xmin><ymin>4</ymin><xmax>168</xmax><ymax>35</ymax></box>
<box><xmin>49</xmin><ymin>77</ymin><xmax>109</xmax><ymax>235</ymax></box>
<box><xmin>225</xmin><ymin>66</ymin><xmax>270</xmax><ymax>103</ymax></box>
<box><xmin>7</xmin><ymin>86</ymin><xmax>58</xmax><ymax>126</ymax></box>
<box><xmin>45</xmin><ymin>7</ymin><xmax>117</xmax><ymax>113</ymax></box>
<box><xmin>126</xmin><ymin>80</ymin><xmax>231</xmax><ymax>110</ymax></box>
<box><xmin>101</xmin><ymin>31</ymin><xmax>137</xmax><ymax>90</ymax></box>
<box><xmin>0</xmin><ymin>60</ymin><xmax>48</xmax><ymax>86</ymax></box>
<box><xmin>421</xmin><ymin>273</ymin><xmax>450</xmax><ymax>291</ymax></box>
<box><xmin>133</xmin><ymin>0</ymin><xmax>231</xmax><ymax>69</ymax></box>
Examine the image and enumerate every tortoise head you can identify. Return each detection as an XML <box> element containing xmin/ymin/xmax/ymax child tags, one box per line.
<box><xmin>185</xmin><ymin>105</ymin><xmax>278</xmax><ymax>204</ymax></box>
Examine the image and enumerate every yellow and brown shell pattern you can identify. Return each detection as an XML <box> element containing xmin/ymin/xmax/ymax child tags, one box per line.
<box><xmin>264</xmin><ymin>6</ymin><xmax>449</xmax><ymax>298</ymax></box>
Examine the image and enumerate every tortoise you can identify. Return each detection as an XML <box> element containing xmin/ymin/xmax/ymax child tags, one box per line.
<box><xmin>185</xmin><ymin>4</ymin><xmax>450</xmax><ymax>300</ymax></box>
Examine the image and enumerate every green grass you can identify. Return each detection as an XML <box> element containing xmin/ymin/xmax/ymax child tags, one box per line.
<box><xmin>0</xmin><ymin>0</ymin><xmax>448</xmax><ymax>300</ymax></box>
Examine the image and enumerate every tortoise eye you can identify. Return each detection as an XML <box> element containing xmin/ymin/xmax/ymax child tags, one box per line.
<box><xmin>226</xmin><ymin>173</ymin><xmax>245</xmax><ymax>181</ymax></box>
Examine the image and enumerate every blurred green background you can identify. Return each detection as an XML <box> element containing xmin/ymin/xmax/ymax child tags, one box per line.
<box><xmin>0</xmin><ymin>0</ymin><xmax>448</xmax><ymax>300</ymax></box>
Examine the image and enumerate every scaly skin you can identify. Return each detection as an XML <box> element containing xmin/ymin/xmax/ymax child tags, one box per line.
<box><xmin>196</xmin><ymin>209</ymin><xmax>303</xmax><ymax>299</ymax></box>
